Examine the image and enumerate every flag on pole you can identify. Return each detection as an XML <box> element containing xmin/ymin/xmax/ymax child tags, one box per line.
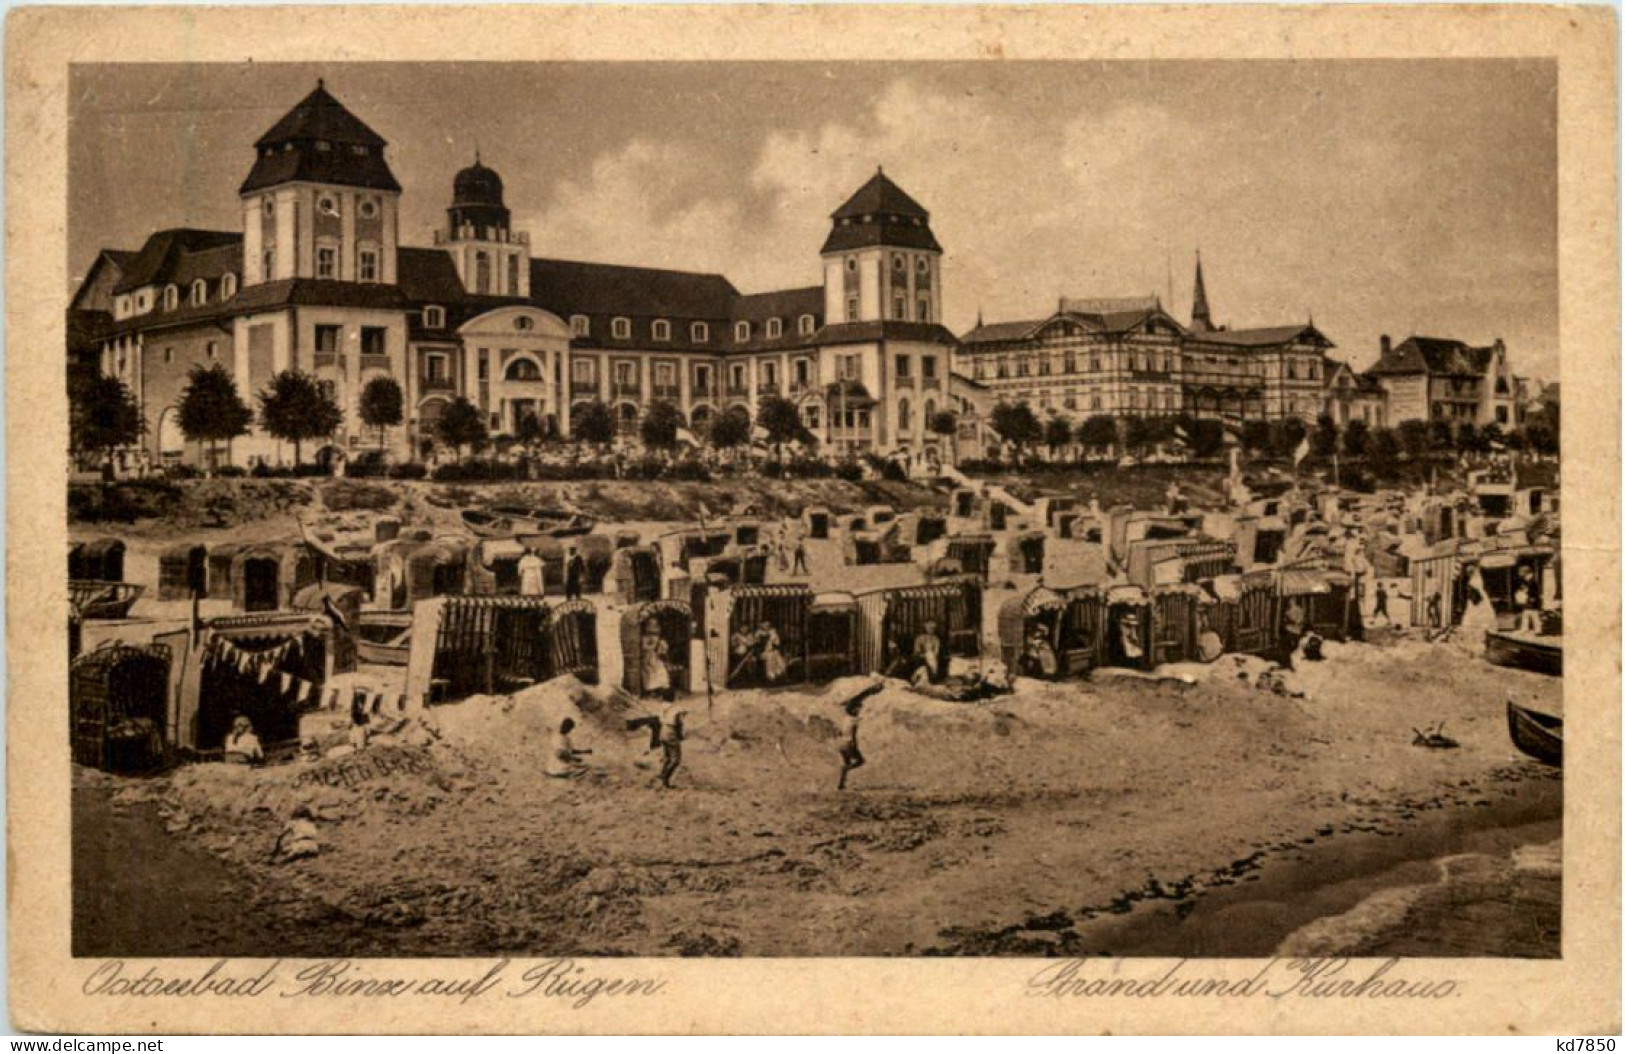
<box><xmin>1292</xmin><ymin>434</ymin><xmax>1310</xmax><ymax>467</ymax></box>
<box><xmin>751</xmin><ymin>424</ymin><xmax>770</xmax><ymax>443</ymax></box>
<box><xmin>676</xmin><ymin>426</ymin><xmax>700</xmax><ymax>447</ymax></box>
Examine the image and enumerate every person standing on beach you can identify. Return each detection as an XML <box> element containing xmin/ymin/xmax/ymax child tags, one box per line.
<box><xmin>792</xmin><ymin>535</ymin><xmax>810</xmax><ymax>575</ymax></box>
<box><xmin>656</xmin><ymin>708</ymin><xmax>687</xmax><ymax>789</ymax></box>
<box><xmin>1373</xmin><ymin>582</ymin><xmax>1391</xmax><ymax>625</ymax></box>
<box><xmin>518</xmin><ymin>547</ymin><xmax>546</xmax><ymax>597</ymax></box>
<box><xmin>564</xmin><ymin>547</ymin><xmax>585</xmax><ymax>601</ymax></box>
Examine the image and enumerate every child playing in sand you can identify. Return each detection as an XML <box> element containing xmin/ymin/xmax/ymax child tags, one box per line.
<box><xmin>836</xmin><ymin>676</ymin><xmax>886</xmax><ymax>791</ymax></box>
<box><xmin>546</xmin><ymin>717</ymin><xmax>592</xmax><ymax>779</ymax></box>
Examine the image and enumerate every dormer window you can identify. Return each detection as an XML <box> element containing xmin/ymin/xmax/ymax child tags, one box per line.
<box><xmin>190</xmin><ymin>280</ymin><xmax>208</xmax><ymax>306</ymax></box>
<box><xmin>691</xmin><ymin>322</ymin><xmax>709</xmax><ymax>342</ymax></box>
<box><xmin>423</xmin><ymin>306</ymin><xmax>445</xmax><ymax>328</ymax></box>
<box><xmin>612</xmin><ymin>317</ymin><xmax>631</xmax><ymax>340</ymax></box>
<box><xmin>571</xmin><ymin>315</ymin><xmax>590</xmax><ymax>337</ymax></box>
<box><xmin>221</xmin><ymin>273</ymin><xmax>237</xmax><ymax>299</ymax></box>
<box><xmin>163</xmin><ymin>285</ymin><xmax>179</xmax><ymax>311</ymax></box>
<box><xmin>352</xmin><ymin>145</ymin><xmax>368</xmax><ymax>156</ymax></box>
<box><xmin>735</xmin><ymin>321</ymin><xmax>751</xmax><ymax>342</ymax></box>
<box><xmin>798</xmin><ymin>314</ymin><xmax>816</xmax><ymax>336</ymax></box>
<box><xmin>316</xmin><ymin>140</ymin><xmax>332</xmax><ymax>152</ymax></box>
<box><xmin>766</xmin><ymin>318</ymin><xmax>783</xmax><ymax>339</ymax></box>
<box><xmin>653</xmin><ymin>319</ymin><xmax>671</xmax><ymax>341</ymax></box>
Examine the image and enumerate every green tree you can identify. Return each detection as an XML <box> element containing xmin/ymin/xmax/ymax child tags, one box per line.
<box><xmin>640</xmin><ymin>400</ymin><xmax>684</xmax><ymax>450</ymax></box>
<box><xmin>1043</xmin><ymin>415</ymin><xmax>1073</xmax><ymax>459</ymax></box>
<box><xmin>1454</xmin><ymin>420</ymin><xmax>1483</xmax><ymax>454</ymax></box>
<box><xmin>1522</xmin><ymin>422</ymin><xmax>1558</xmax><ymax>456</ymax></box>
<box><xmin>69</xmin><ymin>373</ymin><xmax>145</xmax><ymax>475</ymax></box>
<box><xmin>928</xmin><ymin>408</ymin><xmax>959</xmax><ymax>463</ymax></box>
<box><xmin>990</xmin><ymin>401</ymin><xmax>1042</xmax><ymax>454</ymax></box>
<box><xmin>258</xmin><ymin>369</ymin><xmax>343</xmax><ymax>466</ymax></box>
<box><xmin>1312</xmin><ymin>412</ymin><xmax>1339</xmax><ymax>458</ymax></box>
<box><xmin>1269</xmin><ymin>417</ymin><xmax>1308</xmax><ymax>460</ymax></box>
<box><xmin>1341</xmin><ymin>418</ymin><xmax>1371</xmax><ymax>459</ymax></box>
<box><xmin>1480</xmin><ymin>422</ymin><xmax>1506</xmax><ymax>451</ymax></box>
<box><xmin>358</xmin><ymin>375</ymin><xmax>404</xmax><ymax>452</ymax></box>
<box><xmin>177</xmin><ymin>363</ymin><xmax>253</xmax><ymax>472</ymax></box>
<box><xmin>708</xmin><ymin>405</ymin><xmax>752</xmax><ymax>452</ymax></box>
<box><xmin>436</xmin><ymin>396</ymin><xmax>489</xmax><ymax>461</ymax></box>
<box><xmin>1241</xmin><ymin>420</ymin><xmax>1272</xmax><ymax>455</ymax></box>
<box><xmin>1075</xmin><ymin>414</ymin><xmax>1118</xmax><ymax>455</ymax></box>
<box><xmin>1397</xmin><ymin>419</ymin><xmax>1432</xmax><ymax>460</ymax></box>
<box><xmin>514</xmin><ymin>410</ymin><xmax>543</xmax><ymax>447</ymax></box>
<box><xmin>570</xmin><ymin>400</ymin><xmax>617</xmax><ymax>448</ymax></box>
<box><xmin>1427</xmin><ymin>417</ymin><xmax>1454</xmax><ymax>453</ymax></box>
<box><xmin>757</xmin><ymin>394</ymin><xmax>804</xmax><ymax>455</ymax></box>
<box><xmin>1185</xmin><ymin>418</ymin><xmax>1226</xmax><ymax>459</ymax></box>
<box><xmin>1367</xmin><ymin>427</ymin><xmax>1400</xmax><ymax>476</ymax></box>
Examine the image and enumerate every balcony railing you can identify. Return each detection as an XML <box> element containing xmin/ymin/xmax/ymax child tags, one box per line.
<box><xmin>360</xmin><ymin>354</ymin><xmax>391</xmax><ymax>371</ymax></box>
<box><xmin>895</xmin><ymin>374</ymin><xmax>915</xmax><ymax>388</ymax></box>
<box><xmin>313</xmin><ymin>352</ymin><xmax>342</xmax><ymax>369</ymax></box>
<box><xmin>757</xmin><ymin>381</ymin><xmax>780</xmax><ymax>397</ymax></box>
<box><xmin>612</xmin><ymin>384</ymin><xmax>642</xmax><ymax>399</ymax></box>
<box><xmin>570</xmin><ymin>381</ymin><xmax>600</xmax><ymax>397</ymax></box>
<box><xmin>652</xmin><ymin>385</ymin><xmax>681</xmax><ymax>400</ymax></box>
<box><xmin>421</xmin><ymin>375</ymin><xmax>456</xmax><ymax>392</ymax></box>
<box><xmin>725</xmin><ymin>385</ymin><xmax>750</xmax><ymax>399</ymax></box>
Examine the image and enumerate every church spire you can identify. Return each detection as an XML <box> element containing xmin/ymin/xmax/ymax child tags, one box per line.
<box><xmin>1191</xmin><ymin>250</ymin><xmax>1213</xmax><ymax>333</ymax></box>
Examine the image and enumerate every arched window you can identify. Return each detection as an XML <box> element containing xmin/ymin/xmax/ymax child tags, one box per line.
<box><xmin>653</xmin><ymin>319</ymin><xmax>671</xmax><ymax>341</ymax></box>
<box><xmin>766</xmin><ymin>318</ymin><xmax>782</xmax><ymax>339</ymax></box>
<box><xmin>897</xmin><ymin>398</ymin><xmax>912</xmax><ymax>432</ymax></box>
<box><xmin>612</xmin><ymin>317</ymin><xmax>631</xmax><ymax>340</ymax></box>
<box><xmin>163</xmin><ymin>285</ymin><xmax>179</xmax><ymax>311</ymax></box>
<box><xmin>798</xmin><ymin>314</ymin><xmax>816</xmax><ymax>335</ymax></box>
<box><xmin>190</xmin><ymin>280</ymin><xmax>207</xmax><ymax>306</ymax></box>
<box><xmin>505</xmin><ymin>357</ymin><xmax>542</xmax><ymax>381</ymax></box>
<box><xmin>221</xmin><ymin>273</ymin><xmax>237</xmax><ymax>299</ymax></box>
<box><xmin>735</xmin><ymin>321</ymin><xmax>751</xmax><ymax>342</ymax></box>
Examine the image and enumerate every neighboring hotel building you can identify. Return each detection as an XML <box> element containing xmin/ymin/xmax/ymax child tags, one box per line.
<box><xmin>1364</xmin><ymin>334</ymin><xmax>1522</xmax><ymax>428</ymax></box>
<box><xmin>956</xmin><ymin>256</ymin><xmax>1336</xmax><ymax>425</ymax></box>
<box><xmin>70</xmin><ymin>81</ymin><xmax>963</xmax><ymax>469</ymax></box>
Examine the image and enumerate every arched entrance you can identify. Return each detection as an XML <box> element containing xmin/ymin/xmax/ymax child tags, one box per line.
<box><xmin>615</xmin><ymin>401</ymin><xmax>639</xmax><ymax>435</ymax></box>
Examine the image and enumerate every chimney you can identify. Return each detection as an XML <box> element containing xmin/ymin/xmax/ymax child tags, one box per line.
<box><xmin>1380</xmin><ymin>334</ymin><xmax>1391</xmax><ymax>356</ymax></box>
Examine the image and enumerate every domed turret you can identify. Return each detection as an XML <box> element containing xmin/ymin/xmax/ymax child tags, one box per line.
<box><xmin>453</xmin><ymin>155</ymin><xmax>505</xmax><ymax>209</ymax></box>
<box><xmin>446</xmin><ymin>152</ymin><xmax>510</xmax><ymax>237</ymax></box>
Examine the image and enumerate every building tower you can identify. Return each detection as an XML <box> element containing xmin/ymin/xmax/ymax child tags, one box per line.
<box><xmin>820</xmin><ymin>167</ymin><xmax>943</xmax><ymax>326</ymax></box>
<box><xmin>1190</xmin><ymin>251</ymin><xmax>1213</xmax><ymax>333</ymax></box>
<box><xmin>439</xmin><ymin>153</ymin><xmax>530</xmax><ymax>298</ymax></box>
<box><xmin>238</xmin><ymin>80</ymin><xmax>402</xmax><ymax>286</ymax></box>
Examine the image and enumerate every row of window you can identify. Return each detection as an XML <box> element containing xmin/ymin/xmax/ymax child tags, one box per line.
<box><xmin>563</xmin><ymin>314</ymin><xmax>822</xmax><ymax>344</ymax></box>
<box><xmin>313</xmin><ymin>243</ymin><xmax>383</xmax><ymax>282</ymax></box>
<box><xmin>258</xmin><ymin>191</ymin><xmax>380</xmax><ymax>218</ymax></box>
<box><xmin>148</xmin><ymin>273</ymin><xmax>240</xmax><ymax>314</ymax></box>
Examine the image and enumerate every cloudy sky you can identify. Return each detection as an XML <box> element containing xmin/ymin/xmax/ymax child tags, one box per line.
<box><xmin>71</xmin><ymin>60</ymin><xmax>1557</xmax><ymax>377</ymax></box>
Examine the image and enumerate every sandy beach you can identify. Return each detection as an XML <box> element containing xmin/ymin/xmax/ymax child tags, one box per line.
<box><xmin>74</xmin><ymin>626</ymin><xmax>1562</xmax><ymax>958</ymax></box>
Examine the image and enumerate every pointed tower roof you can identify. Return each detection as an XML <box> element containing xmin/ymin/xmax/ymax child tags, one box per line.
<box><xmin>1190</xmin><ymin>251</ymin><xmax>1213</xmax><ymax>332</ymax></box>
<box><xmin>821</xmin><ymin>168</ymin><xmax>941</xmax><ymax>254</ymax></box>
<box><xmin>240</xmin><ymin>80</ymin><xmax>401</xmax><ymax>195</ymax></box>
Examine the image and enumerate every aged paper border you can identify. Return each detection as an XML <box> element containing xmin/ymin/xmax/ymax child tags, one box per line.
<box><xmin>7</xmin><ymin>4</ymin><xmax>1618</xmax><ymax>1035</ymax></box>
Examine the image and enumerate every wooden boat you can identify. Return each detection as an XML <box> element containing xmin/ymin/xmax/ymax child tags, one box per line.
<box><xmin>461</xmin><ymin>509</ymin><xmax>542</xmax><ymax>538</ymax></box>
<box><xmin>1506</xmin><ymin>700</ymin><xmax>1563</xmax><ymax>767</ymax></box>
<box><xmin>355</xmin><ymin>611</ymin><xmax>413</xmax><ymax>666</ymax></box>
<box><xmin>1486</xmin><ymin>630</ymin><xmax>1563</xmax><ymax>677</ymax></box>
<box><xmin>69</xmin><ymin>580</ymin><xmax>144</xmax><ymax>620</ymax></box>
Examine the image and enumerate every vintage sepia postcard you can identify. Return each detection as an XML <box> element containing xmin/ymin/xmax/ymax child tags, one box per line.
<box><xmin>7</xmin><ymin>3</ymin><xmax>1619</xmax><ymax>1036</ymax></box>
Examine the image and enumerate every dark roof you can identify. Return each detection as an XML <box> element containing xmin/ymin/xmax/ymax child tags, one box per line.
<box><xmin>397</xmin><ymin>246</ymin><xmax>472</xmax><ymax>305</ymax></box>
<box><xmin>109</xmin><ymin>278</ymin><xmax>407</xmax><ymax>336</ymax></box>
<box><xmin>1187</xmin><ymin>323</ymin><xmax>1329</xmax><ymax>349</ymax></box>
<box><xmin>960</xmin><ymin>319</ymin><xmax>1047</xmax><ymax>345</ymax></box>
<box><xmin>808</xmin><ymin>320</ymin><xmax>958</xmax><ymax>348</ymax></box>
<box><xmin>821</xmin><ymin>217</ymin><xmax>942</xmax><ymax>255</ymax></box>
<box><xmin>832</xmin><ymin>170</ymin><xmax>930</xmax><ymax>221</ymax></box>
<box><xmin>1368</xmin><ymin>335</ymin><xmax>1490</xmax><ymax>377</ymax></box>
<box><xmin>241</xmin><ymin>83</ymin><xmax>400</xmax><ymax>194</ymax></box>
<box><xmin>527</xmin><ymin>257</ymin><xmax>739</xmax><ymax>319</ymax></box>
<box><xmin>452</xmin><ymin>158</ymin><xmax>505</xmax><ymax>208</ymax></box>
<box><xmin>727</xmin><ymin>287</ymin><xmax>824</xmax><ymax>351</ymax></box>
<box><xmin>112</xmin><ymin>229</ymin><xmax>241</xmax><ymax>293</ymax></box>
<box><xmin>822</xmin><ymin>170</ymin><xmax>941</xmax><ymax>254</ymax></box>
<box><xmin>254</xmin><ymin>82</ymin><xmax>387</xmax><ymax>148</ymax></box>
